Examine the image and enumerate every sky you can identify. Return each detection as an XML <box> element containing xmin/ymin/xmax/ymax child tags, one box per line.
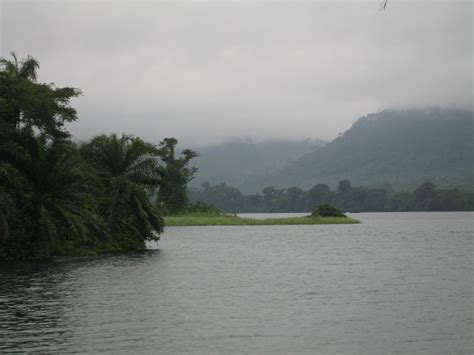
<box><xmin>0</xmin><ymin>0</ymin><xmax>472</xmax><ymax>146</ymax></box>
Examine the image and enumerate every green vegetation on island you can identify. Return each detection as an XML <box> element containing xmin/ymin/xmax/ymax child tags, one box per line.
<box><xmin>312</xmin><ymin>203</ymin><xmax>346</xmax><ymax>217</ymax></box>
<box><xmin>165</xmin><ymin>214</ymin><xmax>359</xmax><ymax>226</ymax></box>
<box><xmin>164</xmin><ymin>200</ymin><xmax>358</xmax><ymax>226</ymax></box>
<box><xmin>165</xmin><ymin>203</ymin><xmax>358</xmax><ymax>226</ymax></box>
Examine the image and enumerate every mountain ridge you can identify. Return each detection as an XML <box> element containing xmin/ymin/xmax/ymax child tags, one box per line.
<box><xmin>257</xmin><ymin>108</ymin><xmax>473</xmax><ymax>192</ymax></box>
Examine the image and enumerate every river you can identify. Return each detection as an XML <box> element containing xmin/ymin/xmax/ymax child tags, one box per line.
<box><xmin>0</xmin><ymin>212</ymin><xmax>472</xmax><ymax>353</ymax></box>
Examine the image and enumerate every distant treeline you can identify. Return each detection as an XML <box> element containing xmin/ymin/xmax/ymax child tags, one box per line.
<box><xmin>189</xmin><ymin>180</ymin><xmax>474</xmax><ymax>213</ymax></box>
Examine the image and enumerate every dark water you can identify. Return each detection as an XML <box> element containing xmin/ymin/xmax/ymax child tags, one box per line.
<box><xmin>1</xmin><ymin>212</ymin><xmax>472</xmax><ymax>353</ymax></box>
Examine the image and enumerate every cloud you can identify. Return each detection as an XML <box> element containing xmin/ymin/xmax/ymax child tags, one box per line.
<box><xmin>1</xmin><ymin>0</ymin><xmax>472</xmax><ymax>145</ymax></box>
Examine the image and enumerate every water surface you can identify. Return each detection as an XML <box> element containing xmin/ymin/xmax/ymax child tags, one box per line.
<box><xmin>1</xmin><ymin>212</ymin><xmax>472</xmax><ymax>353</ymax></box>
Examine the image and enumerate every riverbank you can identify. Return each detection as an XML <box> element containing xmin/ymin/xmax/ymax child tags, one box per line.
<box><xmin>164</xmin><ymin>214</ymin><xmax>360</xmax><ymax>226</ymax></box>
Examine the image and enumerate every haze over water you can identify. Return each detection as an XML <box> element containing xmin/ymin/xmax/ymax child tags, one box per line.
<box><xmin>1</xmin><ymin>212</ymin><xmax>472</xmax><ymax>353</ymax></box>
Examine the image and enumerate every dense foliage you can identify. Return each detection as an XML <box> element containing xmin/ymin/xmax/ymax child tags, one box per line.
<box><xmin>189</xmin><ymin>180</ymin><xmax>474</xmax><ymax>213</ymax></box>
<box><xmin>0</xmin><ymin>53</ymin><xmax>197</xmax><ymax>260</ymax></box>
<box><xmin>80</xmin><ymin>134</ymin><xmax>164</xmax><ymax>251</ymax></box>
<box><xmin>156</xmin><ymin>138</ymin><xmax>198</xmax><ymax>214</ymax></box>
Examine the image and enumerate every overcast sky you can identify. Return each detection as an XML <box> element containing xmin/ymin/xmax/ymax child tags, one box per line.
<box><xmin>1</xmin><ymin>0</ymin><xmax>472</xmax><ymax>146</ymax></box>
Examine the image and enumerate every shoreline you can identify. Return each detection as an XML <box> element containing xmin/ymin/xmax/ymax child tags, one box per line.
<box><xmin>164</xmin><ymin>214</ymin><xmax>360</xmax><ymax>226</ymax></box>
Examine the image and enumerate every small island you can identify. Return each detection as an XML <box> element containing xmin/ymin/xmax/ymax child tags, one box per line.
<box><xmin>165</xmin><ymin>214</ymin><xmax>359</xmax><ymax>226</ymax></box>
<box><xmin>165</xmin><ymin>204</ymin><xmax>360</xmax><ymax>226</ymax></box>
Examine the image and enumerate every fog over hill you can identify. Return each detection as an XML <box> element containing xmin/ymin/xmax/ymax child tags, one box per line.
<box><xmin>191</xmin><ymin>108</ymin><xmax>473</xmax><ymax>193</ymax></box>
<box><xmin>190</xmin><ymin>138</ymin><xmax>326</xmax><ymax>194</ymax></box>
<box><xmin>257</xmin><ymin>108</ymin><xmax>473</xmax><ymax>192</ymax></box>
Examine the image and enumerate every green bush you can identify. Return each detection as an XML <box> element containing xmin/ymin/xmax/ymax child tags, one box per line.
<box><xmin>312</xmin><ymin>203</ymin><xmax>346</xmax><ymax>217</ymax></box>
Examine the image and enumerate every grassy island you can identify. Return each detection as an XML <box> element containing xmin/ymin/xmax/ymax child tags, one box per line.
<box><xmin>164</xmin><ymin>213</ymin><xmax>360</xmax><ymax>226</ymax></box>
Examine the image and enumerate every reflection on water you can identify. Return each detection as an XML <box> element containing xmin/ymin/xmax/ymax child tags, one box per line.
<box><xmin>0</xmin><ymin>213</ymin><xmax>472</xmax><ymax>353</ymax></box>
<box><xmin>0</xmin><ymin>253</ymin><xmax>161</xmax><ymax>352</ymax></box>
<box><xmin>0</xmin><ymin>261</ymin><xmax>72</xmax><ymax>351</ymax></box>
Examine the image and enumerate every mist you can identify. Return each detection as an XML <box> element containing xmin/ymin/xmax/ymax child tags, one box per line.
<box><xmin>1</xmin><ymin>0</ymin><xmax>472</xmax><ymax>145</ymax></box>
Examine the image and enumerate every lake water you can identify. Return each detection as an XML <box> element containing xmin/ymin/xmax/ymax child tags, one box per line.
<box><xmin>0</xmin><ymin>212</ymin><xmax>472</xmax><ymax>353</ymax></box>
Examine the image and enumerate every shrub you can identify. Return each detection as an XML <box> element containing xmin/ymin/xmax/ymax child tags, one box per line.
<box><xmin>312</xmin><ymin>203</ymin><xmax>346</xmax><ymax>217</ymax></box>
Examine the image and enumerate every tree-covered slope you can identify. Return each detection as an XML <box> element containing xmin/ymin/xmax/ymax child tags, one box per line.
<box><xmin>190</xmin><ymin>138</ymin><xmax>325</xmax><ymax>193</ymax></box>
<box><xmin>257</xmin><ymin>108</ymin><xmax>473</xmax><ymax>192</ymax></box>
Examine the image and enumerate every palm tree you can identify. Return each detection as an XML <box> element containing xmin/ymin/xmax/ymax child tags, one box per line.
<box><xmin>0</xmin><ymin>183</ymin><xmax>15</xmax><ymax>243</ymax></box>
<box><xmin>0</xmin><ymin>120</ymin><xmax>25</xmax><ymax>243</ymax></box>
<box><xmin>0</xmin><ymin>52</ymin><xmax>40</xmax><ymax>81</ymax></box>
<box><xmin>2</xmin><ymin>129</ymin><xmax>98</xmax><ymax>257</ymax></box>
<box><xmin>0</xmin><ymin>158</ymin><xmax>23</xmax><ymax>242</ymax></box>
<box><xmin>80</xmin><ymin>134</ymin><xmax>163</xmax><ymax>247</ymax></box>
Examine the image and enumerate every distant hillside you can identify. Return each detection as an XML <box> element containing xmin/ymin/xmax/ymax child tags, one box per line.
<box><xmin>190</xmin><ymin>138</ymin><xmax>326</xmax><ymax>193</ymax></box>
<box><xmin>257</xmin><ymin>108</ymin><xmax>473</xmax><ymax>192</ymax></box>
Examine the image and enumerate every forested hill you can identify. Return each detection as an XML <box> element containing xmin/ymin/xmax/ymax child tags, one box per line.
<box><xmin>251</xmin><ymin>108</ymin><xmax>474</xmax><ymax>192</ymax></box>
<box><xmin>189</xmin><ymin>138</ymin><xmax>326</xmax><ymax>193</ymax></box>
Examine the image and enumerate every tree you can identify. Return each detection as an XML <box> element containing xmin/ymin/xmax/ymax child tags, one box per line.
<box><xmin>1</xmin><ymin>129</ymin><xmax>98</xmax><ymax>258</ymax></box>
<box><xmin>0</xmin><ymin>121</ymin><xmax>22</xmax><ymax>242</ymax></box>
<box><xmin>306</xmin><ymin>183</ymin><xmax>331</xmax><ymax>210</ymax></box>
<box><xmin>81</xmin><ymin>134</ymin><xmax>163</xmax><ymax>248</ymax></box>
<box><xmin>261</xmin><ymin>186</ymin><xmax>277</xmax><ymax>211</ymax></box>
<box><xmin>0</xmin><ymin>52</ymin><xmax>80</xmax><ymax>138</ymax></box>
<box><xmin>0</xmin><ymin>179</ymin><xmax>15</xmax><ymax>243</ymax></box>
<box><xmin>412</xmin><ymin>182</ymin><xmax>437</xmax><ymax>211</ymax></box>
<box><xmin>188</xmin><ymin>182</ymin><xmax>246</xmax><ymax>213</ymax></box>
<box><xmin>156</xmin><ymin>138</ymin><xmax>198</xmax><ymax>214</ymax></box>
<box><xmin>337</xmin><ymin>179</ymin><xmax>352</xmax><ymax>194</ymax></box>
<box><xmin>414</xmin><ymin>182</ymin><xmax>436</xmax><ymax>201</ymax></box>
<box><xmin>286</xmin><ymin>186</ymin><xmax>305</xmax><ymax>212</ymax></box>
